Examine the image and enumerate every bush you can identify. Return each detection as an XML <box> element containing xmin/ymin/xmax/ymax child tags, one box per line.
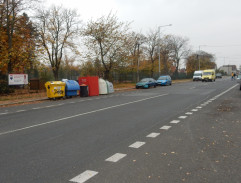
<box><xmin>0</xmin><ymin>80</ymin><xmax>15</xmax><ymax>94</ymax></box>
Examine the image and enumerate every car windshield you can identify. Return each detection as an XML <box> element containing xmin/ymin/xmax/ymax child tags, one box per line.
<box><xmin>203</xmin><ymin>72</ymin><xmax>212</xmax><ymax>75</ymax></box>
<box><xmin>194</xmin><ymin>73</ymin><xmax>202</xmax><ymax>76</ymax></box>
<box><xmin>158</xmin><ymin>76</ymin><xmax>167</xmax><ymax>80</ymax></box>
<box><xmin>140</xmin><ymin>78</ymin><xmax>149</xmax><ymax>82</ymax></box>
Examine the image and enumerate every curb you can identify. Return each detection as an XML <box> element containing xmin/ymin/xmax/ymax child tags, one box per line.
<box><xmin>0</xmin><ymin>81</ymin><xmax>191</xmax><ymax>106</ymax></box>
<box><xmin>0</xmin><ymin>98</ymin><xmax>48</xmax><ymax>107</ymax></box>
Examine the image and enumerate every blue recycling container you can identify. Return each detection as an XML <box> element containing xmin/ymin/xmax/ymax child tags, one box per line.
<box><xmin>64</xmin><ymin>80</ymin><xmax>80</xmax><ymax>97</ymax></box>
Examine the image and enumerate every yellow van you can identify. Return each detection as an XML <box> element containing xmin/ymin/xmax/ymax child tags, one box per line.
<box><xmin>202</xmin><ymin>69</ymin><xmax>216</xmax><ymax>82</ymax></box>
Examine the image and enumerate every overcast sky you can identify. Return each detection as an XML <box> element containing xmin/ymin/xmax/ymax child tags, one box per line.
<box><xmin>46</xmin><ymin>0</ymin><xmax>241</xmax><ymax>68</ymax></box>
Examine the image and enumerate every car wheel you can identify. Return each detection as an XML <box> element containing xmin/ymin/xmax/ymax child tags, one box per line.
<box><xmin>154</xmin><ymin>85</ymin><xmax>156</xmax><ymax>88</ymax></box>
<box><xmin>136</xmin><ymin>86</ymin><xmax>139</xmax><ymax>89</ymax></box>
<box><xmin>170</xmin><ymin>82</ymin><xmax>172</xmax><ymax>85</ymax></box>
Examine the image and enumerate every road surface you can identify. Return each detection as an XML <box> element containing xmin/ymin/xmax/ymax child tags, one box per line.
<box><xmin>0</xmin><ymin>78</ymin><xmax>240</xmax><ymax>183</ymax></box>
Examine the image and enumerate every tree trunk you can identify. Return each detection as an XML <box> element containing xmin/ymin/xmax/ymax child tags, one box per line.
<box><xmin>104</xmin><ymin>69</ymin><xmax>110</xmax><ymax>81</ymax></box>
<box><xmin>53</xmin><ymin>69</ymin><xmax>59</xmax><ymax>81</ymax></box>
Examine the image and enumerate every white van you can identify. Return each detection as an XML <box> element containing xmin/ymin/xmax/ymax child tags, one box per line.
<box><xmin>193</xmin><ymin>70</ymin><xmax>203</xmax><ymax>81</ymax></box>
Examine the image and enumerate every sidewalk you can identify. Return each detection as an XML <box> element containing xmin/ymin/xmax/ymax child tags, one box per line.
<box><xmin>0</xmin><ymin>79</ymin><xmax>191</xmax><ymax>107</ymax></box>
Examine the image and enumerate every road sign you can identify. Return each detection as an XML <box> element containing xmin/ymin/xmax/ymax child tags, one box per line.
<box><xmin>8</xmin><ymin>74</ymin><xmax>28</xmax><ymax>85</ymax></box>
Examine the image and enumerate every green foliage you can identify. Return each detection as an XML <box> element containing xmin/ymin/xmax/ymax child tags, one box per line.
<box><xmin>0</xmin><ymin>80</ymin><xmax>14</xmax><ymax>94</ymax></box>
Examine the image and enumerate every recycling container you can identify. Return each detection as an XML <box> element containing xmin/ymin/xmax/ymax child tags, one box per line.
<box><xmin>80</xmin><ymin>84</ymin><xmax>89</xmax><ymax>97</ymax></box>
<box><xmin>63</xmin><ymin>80</ymin><xmax>80</xmax><ymax>97</ymax></box>
<box><xmin>78</xmin><ymin>76</ymin><xmax>99</xmax><ymax>96</ymax></box>
<box><xmin>106</xmin><ymin>81</ymin><xmax>114</xmax><ymax>93</ymax></box>
<box><xmin>45</xmin><ymin>81</ymin><xmax>66</xmax><ymax>99</ymax></box>
<box><xmin>99</xmin><ymin>78</ymin><xmax>108</xmax><ymax>95</ymax></box>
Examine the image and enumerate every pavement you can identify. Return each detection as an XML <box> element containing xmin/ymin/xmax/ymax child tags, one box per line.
<box><xmin>0</xmin><ymin>79</ymin><xmax>191</xmax><ymax>107</ymax></box>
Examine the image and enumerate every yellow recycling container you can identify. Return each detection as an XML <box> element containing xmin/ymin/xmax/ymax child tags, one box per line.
<box><xmin>45</xmin><ymin>81</ymin><xmax>66</xmax><ymax>99</ymax></box>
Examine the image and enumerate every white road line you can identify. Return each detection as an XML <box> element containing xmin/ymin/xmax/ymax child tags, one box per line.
<box><xmin>170</xmin><ymin>120</ymin><xmax>180</xmax><ymax>124</ymax></box>
<box><xmin>146</xmin><ymin>132</ymin><xmax>160</xmax><ymax>138</ymax></box>
<box><xmin>0</xmin><ymin>113</ymin><xmax>8</xmax><ymax>115</ymax></box>
<box><xmin>179</xmin><ymin>116</ymin><xmax>187</xmax><ymax>119</ymax></box>
<box><xmin>0</xmin><ymin>93</ymin><xmax>168</xmax><ymax>136</ymax></box>
<box><xmin>191</xmin><ymin>109</ymin><xmax>198</xmax><ymax>112</ymax></box>
<box><xmin>16</xmin><ymin>110</ymin><xmax>26</xmax><ymax>112</ymax></box>
<box><xmin>69</xmin><ymin>170</ymin><xmax>98</xmax><ymax>183</ymax></box>
<box><xmin>160</xmin><ymin>126</ymin><xmax>172</xmax><ymax>130</ymax></box>
<box><xmin>129</xmin><ymin>141</ymin><xmax>146</xmax><ymax>148</ymax></box>
<box><xmin>105</xmin><ymin>153</ymin><xmax>127</xmax><ymax>162</ymax></box>
<box><xmin>196</xmin><ymin>106</ymin><xmax>202</xmax><ymax>109</ymax></box>
<box><xmin>45</xmin><ymin>105</ymin><xmax>56</xmax><ymax>108</ymax></box>
<box><xmin>32</xmin><ymin>107</ymin><xmax>43</xmax><ymax>110</ymax></box>
<box><xmin>185</xmin><ymin>112</ymin><xmax>193</xmax><ymax>115</ymax></box>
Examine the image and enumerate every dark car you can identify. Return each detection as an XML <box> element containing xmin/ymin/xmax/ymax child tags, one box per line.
<box><xmin>156</xmin><ymin>75</ymin><xmax>172</xmax><ymax>86</ymax></box>
<box><xmin>136</xmin><ymin>78</ymin><xmax>157</xmax><ymax>89</ymax></box>
<box><xmin>216</xmin><ymin>73</ymin><xmax>222</xmax><ymax>78</ymax></box>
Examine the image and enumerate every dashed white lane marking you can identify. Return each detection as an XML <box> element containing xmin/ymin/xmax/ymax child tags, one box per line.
<box><xmin>196</xmin><ymin>106</ymin><xmax>202</xmax><ymax>109</ymax></box>
<box><xmin>32</xmin><ymin>107</ymin><xmax>43</xmax><ymax>110</ymax></box>
<box><xmin>129</xmin><ymin>141</ymin><xmax>146</xmax><ymax>148</ymax></box>
<box><xmin>170</xmin><ymin>120</ymin><xmax>180</xmax><ymax>124</ymax></box>
<box><xmin>191</xmin><ymin>109</ymin><xmax>198</xmax><ymax>112</ymax></box>
<box><xmin>69</xmin><ymin>170</ymin><xmax>98</xmax><ymax>183</ymax></box>
<box><xmin>69</xmin><ymin>102</ymin><xmax>76</xmax><ymax>104</ymax></box>
<box><xmin>16</xmin><ymin>110</ymin><xmax>26</xmax><ymax>112</ymax></box>
<box><xmin>45</xmin><ymin>105</ymin><xmax>56</xmax><ymax>108</ymax></box>
<box><xmin>201</xmin><ymin>104</ymin><xmax>206</xmax><ymax>106</ymax></box>
<box><xmin>0</xmin><ymin>93</ymin><xmax>168</xmax><ymax>136</ymax></box>
<box><xmin>146</xmin><ymin>133</ymin><xmax>160</xmax><ymax>138</ymax></box>
<box><xmin>185</xmin><ymin>112</ymin><xmax>193</xmax><ymax>115</ymax></box>
<box><xmin>160</xmin><ymin>126</ymin><xmax>172</xmax><ymax>130</ymax></box>
<box><xmin>0</xmin><ymin>113</ymin><xmax>8</xmax><ymax>115</ymax></box>
<box><xmin>105</xmin><ymin>153</ymin><xmax>127</xmax><ymax>162</ymax></box>
<box><xmin>179</xmin><ymin>116</ymin><xmax>187</xmax><ymax>119</ymax></box>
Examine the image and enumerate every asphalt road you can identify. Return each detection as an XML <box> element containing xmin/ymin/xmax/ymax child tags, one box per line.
<box><xmin>0</xmin><ymin>78</ymin><xmax>240</xmax><ymax>183</ymax></box>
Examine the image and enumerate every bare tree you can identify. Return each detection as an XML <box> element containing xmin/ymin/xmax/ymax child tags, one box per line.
<box><xmin>169</xmin><ymin>35</ymin><xmax>190</xmax><ymax>77</ymax></box>
<box><xmin>145</xmin><ymin>29</ymin><xmax>159</xmax><ymax>78</ymax></box>
<box><xmin>126</xmin><ymin>31</ymin><xmax>146</xmax><ymax>81</ymax></box>
<box><xmin>35</xmin><ymin>5</ymin><xmax>81</xmax><ymax>80</ymax></box>
<box><xmin>82</xmin><ymin>12</ymin><xmax>130</xmax><ymax>80</ymax></box>
<box><xmin>159</xmin><ymin>35</ymin><xmax>173</xmax><ymax>74</ymax></box>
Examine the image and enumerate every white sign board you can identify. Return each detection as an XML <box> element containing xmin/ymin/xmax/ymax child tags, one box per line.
<box><xmin>8</xmin><ymin>74</ymin><xmax>28</xmax><ymax>85</ymax></box>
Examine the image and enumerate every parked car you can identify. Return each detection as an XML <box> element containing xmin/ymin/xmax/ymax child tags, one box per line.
<box><xmin>237</xmin><ymin>74</ymin><xmax>241</xmax><ymax>90</ymax></box>
<box><xmin>216</xmin><ymin>73</ymin><xmax>222</xmax><ymax>78</ymax></box>
<box><xmin>136</xmin><ymin>78</ymin><xmax>157</xmax><ymax>89</ymax></box>
<box><xmin>156</xmin><ymin>75</ymin><xmax>172</xmax><ymax>86</ymax></box>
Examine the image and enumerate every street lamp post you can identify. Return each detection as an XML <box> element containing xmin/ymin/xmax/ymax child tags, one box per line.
<box><xmin>198</xmin><ymin>45</ymin><xmax>207</xmax><ymax>70</ymax></box>
<box><xmin>158</xmin><ymin>24</ymin><xmax>172</xmax><ymax>76</ymax></box>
